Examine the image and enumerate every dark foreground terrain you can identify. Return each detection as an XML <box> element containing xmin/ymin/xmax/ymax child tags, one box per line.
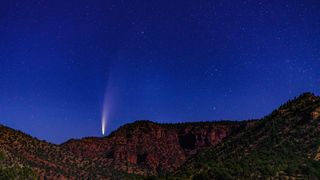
<box><xmin>1</xmin><ymin>92</ymin><xmax>320</xmax><ymax>179</ymax></box>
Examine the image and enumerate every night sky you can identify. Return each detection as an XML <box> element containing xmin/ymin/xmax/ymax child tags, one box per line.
<box><xmin>0</xmin><ymin>0</ymin><xmax>320</xmax><ymax>143</ymax></box>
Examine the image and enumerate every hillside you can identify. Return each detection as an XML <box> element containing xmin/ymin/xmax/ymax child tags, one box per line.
<box><xmin>175</xmin><ymin>92</ymin><xmax>320</xmax><ymax>179</ymax></box>
<box><xmin>0</xmin><ymin>124</ymin><xmax>134</xmax><ymax>179</ymax></box>
<box><xmin>1</xmin><ymin>92</ymin><xmax>320</xmax><ymax>179</ymax></box>
<box><xmin>0</xmin><ymin>116</ymin><xmax>246</xmax><ymax>179</ymax></box>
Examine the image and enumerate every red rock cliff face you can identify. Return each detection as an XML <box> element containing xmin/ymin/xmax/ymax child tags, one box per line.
<box><xmin>62</xmin><ymin>121</ymin><xmax>246</xmax><ymax>176</ymax></box>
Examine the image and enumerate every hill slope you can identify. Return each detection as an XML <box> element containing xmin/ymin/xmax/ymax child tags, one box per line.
<box><xmin>1</xmin><ymin>92</ymin><xmax>320</xmax><ymax>179</ymax></box>
<box><xmin>175</xmin><ymin>92</ymin><xmax>320</xmax><ymax>179</ymax></box>
<box><xmin>0</xmin><ymin>118</ymin><xmax>247</xmax><ymax>178</ymax></box>
<box><xmin>0</xmin><ymin>124</ymin><xmax>135</xmax><ymax>179</ymax></box>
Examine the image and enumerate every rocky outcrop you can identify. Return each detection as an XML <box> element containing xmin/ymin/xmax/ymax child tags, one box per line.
<box><xmin>311</xmin><ymin>107</ymin><xmax>320</xmax><ymax>120</ymax></box>
<box><xmin>315</xmin><ymin>146</ymin><xmax>320</xmax><ymax>160</ymax></box>
<box><xmin>62</xmin><ymin>120</ymin><xmax>247</xmax><ymax>175</ymax></box>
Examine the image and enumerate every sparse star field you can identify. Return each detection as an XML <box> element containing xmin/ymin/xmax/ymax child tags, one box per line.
<box><xmin>0</xmin><ymin>0</ymin><xmax>319</xmax><ymax>143</ymax></box>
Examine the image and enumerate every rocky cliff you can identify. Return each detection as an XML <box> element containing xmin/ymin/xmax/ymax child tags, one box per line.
<box><xmin>62</xmin><ymin>120</ymin><xmax>247</xmax><ymax>175</ymax></box>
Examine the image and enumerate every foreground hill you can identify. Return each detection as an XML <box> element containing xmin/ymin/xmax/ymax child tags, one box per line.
<box><xmin>0</xmin><ymin>124</ymin><xmax>136</xmax><ymax>179</ymax></box>
<box><xmin>0</xmin><ymin>115</ymin><xmax>248</xmax><ymax>178</ymax></box>
<box><xmin>1</xmin><ymin>92</ymin><xmax>320</xmax><ymax>179</ymax></box>
<box><xmin>175</xmin><ymin>92</ymin><xmax>320</xmax><ymax>179</ymax></box>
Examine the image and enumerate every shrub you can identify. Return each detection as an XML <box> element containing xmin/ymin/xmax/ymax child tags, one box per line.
<box><xmin>0</xmin><ymin>151</ymin><xmax>5</xmax><ymax>161</ymax></box>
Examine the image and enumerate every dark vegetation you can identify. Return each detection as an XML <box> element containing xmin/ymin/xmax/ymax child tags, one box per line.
<box><xmin>174</xmin><ymin>93</ymin><xmax>320</xmax><ymax>179</ymax></box>
<box><xmin>0</xmin><ymin>124</ymin><xmax>132</xmax><ymax>179</ymax></box>
<box><xmin>0</xmin><ymin>151</ymin><xmax>5</xmax><ymax>161</ymax></box>
<box><xmin>0</xmin><ymin>166</ymin><xmax>36</xmax><ymax>180</ymax></box>
<box><xmin>0</xmin><ymin>150</ymin><xmax>36</xmax><ymax>180</ymax></box>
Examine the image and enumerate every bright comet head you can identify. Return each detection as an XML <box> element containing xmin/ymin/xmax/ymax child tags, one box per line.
<box><xmin>101</xmin><ymin>89</ymin><xmax>110</xmax><ymax>136</ymax></box>
<box><xmin>101</xmin><ymin>116</ymin><xmax>106</xmax><ymax>135</ymax></box>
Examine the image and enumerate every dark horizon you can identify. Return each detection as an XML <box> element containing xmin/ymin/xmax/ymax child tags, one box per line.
<box><xmin>1</xmin><ymin>0</ymin><xmax>320</xmax><ymax>143</ymax></box>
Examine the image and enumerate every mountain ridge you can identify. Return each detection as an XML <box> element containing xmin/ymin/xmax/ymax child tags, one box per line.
<box><xmin>1</xmin><ymin>92</ymin><xmax>320</xmax><ymax>179</ymax></box>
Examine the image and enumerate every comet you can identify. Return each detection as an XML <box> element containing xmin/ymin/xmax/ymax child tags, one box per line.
<box><xmin>101</xmin><ymin>67</ymin><xmax>117</xmax><ymax>136</ymax></box>
<box><xmin>101</xmin><ymin>111</ymin><xmax>106</xmax><ymax>135</ymax></box>
<box><xmin>101</xmin><ymin>93</ymin><xmax>108</xmax><ymax>136</ymax></box>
